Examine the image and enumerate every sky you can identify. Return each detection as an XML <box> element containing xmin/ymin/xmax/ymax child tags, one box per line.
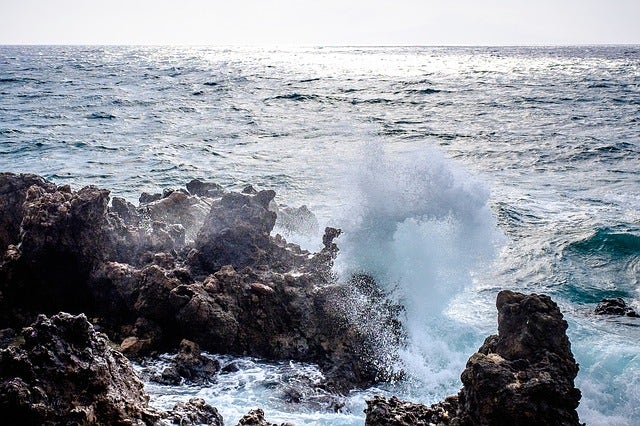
<box><xmin>1</xmin><ymin>0</ymin><xmax>639</xmax><ymax>46</ymax></box>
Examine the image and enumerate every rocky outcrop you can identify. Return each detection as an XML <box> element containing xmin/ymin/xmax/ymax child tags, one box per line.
<box><xmin>595</xmin><ymin>297</ymin><xmax>639</xmax><ymax>317</ymax></box>
<box><xmin>0</xmin><ymin>173</ymin><xmax>399</xmax><ymax>392</ymax></box>
<box><xmin>0</xmin><ymin>173</ymin><xmax>56</xmax><ymax>253</ymax></box>
<box><xmin>365</xmin><ymin>290</ymin><xmax>582</xmax><ymax>426</ymax></box>
<box><xmin>0</xmin><ymin>312</ymin><xmax>223</xmax><ymax>425</ymax></box>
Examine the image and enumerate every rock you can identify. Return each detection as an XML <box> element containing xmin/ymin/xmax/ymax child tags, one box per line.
<box><xmin>194</xmin><ymin>191</ymin><xmax>278</xmax><ymax>272</ymax></box>
<box><xmin>0</xmin><ymin>173</ymin><xmax>56</xmax><ymax>253</ymax></box>
<box><xmin>595</xmin><ymin>297</ymin><xmax>639</xmax><ymax>317</ymax></box>
<box><xmin>141</xmin><ymin>191</ymin><xmax>212</xmax><ymax>243</ymax></box>
<box><xmin>365</xmin><ymin>395</ymin><xmax>457</xmax><ymax>426</ymax></box>
<box><xmin>0</xmin><ymin>173</ymin><xmax>401</xmax><ymax>393</ymax></box>
<box><xmin>0</xmin><ymin>312</ymin><xmax>161</xmax><ymax>425</ymax></box>
<box><xmin>0</xmin><ymin>328</ymin><xmax>17</xmax><ymax>349</ymax></box>
<box><xmin>151</xmin><ymin>339</ymin><xmax>220</xmax><ymax>385</ymax></box>
<box><xmin>186</xmin><ymin>179</ymin><xmax>224</xmax><ymax>198</ymax></box>
<box><xmin>275</xmin><ymin>204</ymin><xmax>319</xmax><ymax>236</ymax></box>
<box><xmin>165</xmin><ymin>397</ymin><xmax>223</xmax><ymax>426</ymax></box>
<box><xmin>0</xmin><ymin>183</ymin><xmax>118</xmax><ymax>326</ymax></box>
<box><xmin>111</xmin><ymin>196</ymin><xmax>141</xmax><ymax>226</ymax></box>
<box><xmin>241</xmin><ymin>184</ymin><xmax>258</xmax><ymax>195</ymax></box>
<box><xmin>365</xmin><ymin>290</ymin><xmax>582</xmax><ymax>426</ymax></box>
<box><xmin>140</xmin><ymin>192</ymin><xmax>162</xmax><ymax>204</ymax></box>
<box><xmin>237</xmin><ymin>408</ymin><xmax>294</xmax><ymax>426</ymax></box>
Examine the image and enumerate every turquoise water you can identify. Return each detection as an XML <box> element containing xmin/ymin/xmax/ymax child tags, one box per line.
<box><xmin>2</xmin><ymin>45</ymin><xmax>639</xmax><ymax>425</ymax></box>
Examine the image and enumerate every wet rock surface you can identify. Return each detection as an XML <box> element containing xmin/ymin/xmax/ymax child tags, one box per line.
<box><xmin>236</xmin><ymin>408</ymin><xmax>294</xmax><ymax>426</ymax></box>
<box><xmin>365</xmin><ymin>290</ymin><xmax>583</xmax><ymax>426</ymax></box>
<box><xmin>0</xmin><ymin>312</ymin><xmax>223</xmax><ymax>425</ymax></box>
<box><xmin>0</xmin><ymin>172</ymin><xmax>397</xmax><ymax>393</ymax></box>
<box><xmin>595</xmin><ymin>297</ymin><xmax>639</xmax><ymax>317</ymax></box>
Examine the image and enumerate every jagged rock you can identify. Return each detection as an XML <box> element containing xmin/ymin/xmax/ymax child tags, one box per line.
<box><xmin>595</xmin><ymin>297</ymin><xmax>639</xmax><ymax>317</ymax></box>
<box><xmin>0</xmin><ymin>172</ymin><xmax>56</xmax><ymax>252</ymax></box>
<box><xmin>165</xmin><ymin>397</ymin><xmax>223</xmax><ymax>426</ymax></box>
<box><xmin>151</xmin><ymin>339</ymin><xmax>220</xmax><ymax>385</ymax></box>
<box><xmin>276</xmin><ymin>204</ymin><xmax>319</xmax><ymax>236</ymax></box>
<box><xmin>0</xmin><ymin>182</ymin><xmax>119</xmax><ymax>326</ymax></box>
<box><xmin>186</xmin><ymin>179</ymin><xmax>224</xmax><ymax>198</ymax></box>
<box><xmin>237</xmin><ymin>408</ymin><xmax>294</xmax><ymax>426</ymax></box>
<box><xmin>365</xmin><ymin>290</ymin><xmax>582</xmax><ymax>426</ymax></box>
<box><xmin>194</xmin><ymin>190</ymin><xmax>278</xmax><ymax>272</ymax></box>
<box><xmin>141</xmin><ymin>191</ymin><xmax>211</xmax><ymax>242</ymax></box>
<box><xmin>140</xmin><ymin>192</ymin><xmax>162</xmax><ymax>204</ymax></box>
<box><xmin>365</xmin><ymin>395</ymin><xmax>457</xmax><ymax>426</ymax></box>
<box><xmin>111</xmin><ymin>196</ymin><xmax>141</xmax><ymax>226</ymax></box>
<box><xmin>0</xmin><ymin>312</ymin><xmax>161</xmax><ymax>425</ymax></box>
<box><xmin>0</xmin><ymin>173</ymin><xmax>401</xmax><ymax>393</ymax></box>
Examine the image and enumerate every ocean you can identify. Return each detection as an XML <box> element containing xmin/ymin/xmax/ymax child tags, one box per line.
<box><xmin>1</xmin><ymin>45</ymin><xmax>639</xmax><ymax>425</ymax></box>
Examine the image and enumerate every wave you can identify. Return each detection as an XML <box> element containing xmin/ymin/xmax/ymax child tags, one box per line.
<box><xmin>333</xmin><ymin>141</ymin><xmax>503</xmax><ymax>390</ymax></box>
<box><xmin>566</xmin><ymin>228</ymin><xmax>640</xmax><ymax>259</ymax></box>
<box><xmin>560</xmin><ymin>228</ymin><xmax>640</xmax><ymax>303</ymax></box>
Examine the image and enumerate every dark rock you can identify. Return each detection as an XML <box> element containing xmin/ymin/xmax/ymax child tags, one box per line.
<box><xmin>221</xmin><ymin>362</ymin><xmax>240</xmax><ymax>373</ymax></box>
<box><xmin>365</xmin><ymin>290</ymin><xmax>582</xmax><ymax>426</ymax></box>
<box><xmin>241</xmin><ymin>184</ymin><xmax>258</xmax><ymax>195</ymax></box>
<box><xmin>365</xmin><ymin>395</ymin><xmax>457</xmax><ymax>426</ymax></box>
<box><xmin>165</xmin><ymin>397</ymin><xmax>223</xmax><ymax>426</ymax></box>
<box><xmin>595</xmin><ymin>297</ymin><xmax>639</xmax><ymax>317</ymax></box>
<box><xmin>110</xmin><ymin>196</ymin><xmax>141</xmax><ymax>226</ymax></box>
<box><xmin>0</xmin><ymin>173</ymin><xmax>401</xmax><ymax>393</ymax></box>
<box><xmin>0</xmin><ymin>312</ymin><xmax>161</xmax><ymax>425</ymax></box>
<box><xmin>0</xmin><ymin>173</ymin><xmax>56</xmax><ymax>253</ymax></box>
<box><xmin>151</xmin><ymin>339</ymin><xmax>220</xmax><ymax>385</ymax></box>
<box><xmin>194</xmin><ymin>191</ymin><xmax>278</xmax><ymax>272</ymax></box>
<box><xmin>0</xmin><ymin>328</ymin><xmax>16</xmax><ymax>349</ymax></box>
<box><xmin>237</xmin><ymin>408</ymin><xmax>293</xmax><ymax>426</ymax></box>
<box><xmin>186</xmin><ymin>179</ymin><xmax>224</xmax><ymax>198</ymax></box>
<box><xmin>0</xmin><ymin>183</ymin><xmax>118</xmax><ymax>326</ymax></box>
<box><xmin>140</xmin><ymin>192</ymin><xmax>162</xmax><ymax>204</ymax></box>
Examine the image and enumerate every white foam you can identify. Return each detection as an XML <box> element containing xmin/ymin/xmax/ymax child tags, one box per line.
<box><xmin>333</xmin><ymin>140</ymin><xmax>504</xmax><ymax>389</ymax></box>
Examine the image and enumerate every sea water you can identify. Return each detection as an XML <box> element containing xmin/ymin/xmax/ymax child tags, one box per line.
<box><xmin>1</xmin><ymin>45</ymin><xmax>639</xmax><ymax>425</ymax></box>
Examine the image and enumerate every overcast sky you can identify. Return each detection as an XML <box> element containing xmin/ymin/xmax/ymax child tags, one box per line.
<box><xmin>1</xmin><ymin>0</ymin><xmax>639</xmax><ymax>46</ymax></box>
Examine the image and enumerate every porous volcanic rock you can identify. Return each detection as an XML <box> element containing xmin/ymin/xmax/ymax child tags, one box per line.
<box><xmin>365</xmin><ymin>290</ymin><xmax>582</xmax><ymax>426</ymax></box>
<box><xmin>0</xmin><ymin>173</ymin><xmax>401</xmax><ymax>393</ymax></box>
<box><xmin>595</xmin><ymin>297</ymin><xmax>639</xmax><ymax>317</ymax></box>
<box><xmin>236</xmin><ymin>408</ymin><xmax>294</xmax><ymax>426</ymax></box>
<box><xmin>0</xmin><ymin>312</ymin><xmax>224</xmax><ymax>425</ymax></box>
<box><xmin>0</xmin><ymin>173</ymin><xmax>56</xmax><ymax>253</ymax></box>
<box><xmin>0</xmin><ymin>312</ymin><xmax>161</xmax><ymax>424</ymax></box>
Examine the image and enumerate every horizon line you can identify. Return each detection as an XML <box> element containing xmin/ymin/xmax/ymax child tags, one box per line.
<box><xmin>1</xmin><ymin>42</ymin><xmax>639</xmax><ymax>48</ymax></box>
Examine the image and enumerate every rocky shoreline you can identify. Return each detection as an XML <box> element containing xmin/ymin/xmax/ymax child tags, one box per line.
<box><xmin>0</xmin><ymin>172</ymin><xmax>584</xmax><ymax>424</ymax></box>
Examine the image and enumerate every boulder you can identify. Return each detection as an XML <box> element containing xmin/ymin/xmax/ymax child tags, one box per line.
<box><xmin>365</xmin><ymin>290</ymin><xmax>582</xmax><ymax>426</ymax></box>
<box><xmin>165</xmin><ymin>397</ymin><xmax>223</xmax><ymax>425</ymax></box>
<box><xmin>0</xmin><ymin>312</ymin><xmax>161</xmax><ymax>425</ymax></box>
<box><xmin>150</xmin><ymin>339</ymin><xmax>220</xmax><ymax>385</ymax></box>
<box><xmin>237</xmin><ymin>408</ymin><xmax>294</xmax><ymax>426</ymax></box>
<box><xmin>595</xmin><ymin>297</ymin><xmax>639</xmax><ymax>317</ymax></box>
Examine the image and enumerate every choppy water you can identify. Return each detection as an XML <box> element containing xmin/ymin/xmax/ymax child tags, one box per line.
<box><xmin>1</xmin><ymin>45</ymin><xmax>640</xmax><ymax>425</ymax></box>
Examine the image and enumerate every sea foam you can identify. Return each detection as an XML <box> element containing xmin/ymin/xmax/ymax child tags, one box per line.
<box><xmin>333</xmin><ymin>141</ymin><xmax>504</xmax><ymax>395</ymax></box>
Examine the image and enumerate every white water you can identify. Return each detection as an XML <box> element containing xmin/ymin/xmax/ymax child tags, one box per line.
<box><xmin>333</xmin><ymin>141</ymin><xmax>504</xmax><ymax>398</ymax></box>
